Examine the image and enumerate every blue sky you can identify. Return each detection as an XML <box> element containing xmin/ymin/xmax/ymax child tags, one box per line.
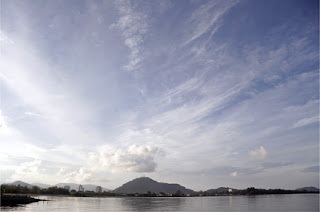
<box><xmin>0</xmin><ymin>0</ymin><xmax>319</xmax><ymax>190</ymax></box>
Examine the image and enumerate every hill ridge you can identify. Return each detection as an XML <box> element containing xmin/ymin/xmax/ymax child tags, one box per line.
<box><xmin>113</xmin><ymin>177</ymin><xmax>194</xmax><ymax>194</ymax></box>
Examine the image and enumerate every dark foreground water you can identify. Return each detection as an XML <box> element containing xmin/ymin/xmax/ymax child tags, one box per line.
<box><xmin>1</xmin><ymin>194</ymin><xmax>319</xmax><ymax>211</ymax></box>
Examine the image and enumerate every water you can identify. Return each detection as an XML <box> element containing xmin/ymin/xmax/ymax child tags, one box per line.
<box><xmin>1</xmin><ymin>194</ymin><xmax>319</xmax><ymax>211</ymax></box>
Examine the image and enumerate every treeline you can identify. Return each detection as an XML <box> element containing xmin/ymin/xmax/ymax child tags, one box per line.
<box><xmin>202</xmin><ymin>187</ymin><xmax>319</xmax><ymax>196</ymax></box>
<box><xmin>69</xmin><ymin>190</ymin><xmax>117</xmax><ymax>197</ymax></box>
<box><xmin>119</xmin><ymin>190</ymin><xmax>183</xmax><ymax>197</ymax></box>
<box><xmin>1</xmin><ymin>184</ymin><xmax>318</xmax><ymax>197</ymax></box>
<box><xmin>1</xmin><ymin>184</ymin><xmax>69</xmax><ymax>195</ymax></box>
<box><xmin>1</xmin><ymin>184</ymin><xmax>118</xmax><ymax>197</ymax></box>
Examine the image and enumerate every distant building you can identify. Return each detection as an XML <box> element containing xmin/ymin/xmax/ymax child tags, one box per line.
<box><xmin>96</xmin><ymin>186</ymin><xmax>102</xmax><ymax>193</ymax></box>
<box><xmin>64</xmin><ymin>185</ymin><xmax>70</xmax><ymax>191</ymax></box>
<box><xmin>79</xmin><ymin>185</ymin><xmax>84</xmax><ymax>192</ymax></box>
<box><xmin>228</xmin><ymin>188</ymin><xmax>232</xmax><ymax>193</ymax></box>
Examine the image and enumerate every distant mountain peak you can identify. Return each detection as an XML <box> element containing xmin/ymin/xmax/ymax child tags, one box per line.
<box><xmin>296</xmin><ymin>186</ymin><xmax>319</xmax><ymax>192</ymax></box>
<box><xmin>12</xmin><ymin>180</ymin><xmax>27</xmax><ymax>184</ymax></box>
<box><xmin>135</xmin><ymin>176</ymin><xmax>152</xmax><ymax>180</ymax></box>
<box><xmin>113</xmin><ymin>177</ymin><xmax>194</xmax><ymax>194</ymax></box>
<box><xmin>132</xmin><ymin>176</ymin><xmax>156</xmax><ymax>182</ymax></box>
<box><xmin>9</xmin><ymin>181</ymin><xmax>33</xmax><ymax>188</ymax></box>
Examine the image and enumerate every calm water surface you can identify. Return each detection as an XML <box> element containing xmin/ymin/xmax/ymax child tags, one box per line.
<box><xmin>1</xmin><ymin>194</ymin><xmax>319</xmax><ymax>211</ymax></box>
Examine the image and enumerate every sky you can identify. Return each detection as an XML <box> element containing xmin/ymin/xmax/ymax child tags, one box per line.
<box><xmin>0</xmin><ymin>0</ymin><xmax>319</xmax><ymax>191</ymax></box>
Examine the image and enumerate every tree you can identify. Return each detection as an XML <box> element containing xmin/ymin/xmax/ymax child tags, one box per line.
<box><xmin>31</xmin><ymin>186</ymin><xmax>41</xmax><ymax>194</ymax></box>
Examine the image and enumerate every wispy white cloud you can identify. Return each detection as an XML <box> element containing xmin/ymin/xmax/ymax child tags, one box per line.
<box><xmin>0</xmin><ymin>29</ymin><xmax>105</xmax><ymax>149</ymax></box>
<box><xmin>292</xmin><ymin>115</ymin><xmax>319</xmax><ymax>129</ymax></box>
<box><xmin>0</xmin><ymin>31</ymin><xmax>14</xmax><ymax>45</ymax></box>
<box><xmin>110</xmin><ymin>0</ymin><xmax>149</xmax><ymax>75</ymax></box>
<box><xmin>285</xmin><ymin>99</ymin><xmax>319</xmax><ymax>112</ymax></box>
<box><xmin>0</xmin><ymin>110</ymin><xmax>8</xmax><ymax>132</ymax></box>
<box><xmin>184</xmin><ymin>0</ymin><xmax>239</xmax><ymax>45</ymax></box>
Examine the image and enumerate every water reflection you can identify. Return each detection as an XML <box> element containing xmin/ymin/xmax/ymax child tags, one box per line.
<box><xmin>228</xmin><ymin>196</ymin><xmax>233</xmax><ymax>208</ymax></box>
<box><xmin>1</xmin><ymin>194</ymin><xmax>318</xmax><ymax>211</ymax></box>
<box><xmin>120</xmin><ymin>197</ymin><xmax>186</xmax><ymax>211</ymax></box>
<box><xmin>247</xmin><ymin>195</ymin><xmax>258</xmax><ymax>211</ymax></box>
<box><xmin>0</xmin><ymin>205</ymin><xmax>25</xmax><ymax>211</ymax></box>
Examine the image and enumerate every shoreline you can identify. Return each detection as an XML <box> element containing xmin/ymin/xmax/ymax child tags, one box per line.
<box><xmin>7</xmin><ymin>192</ymin><xmax>319</xmax><ymax>198</ymax></box>
<box><xmin>1</xmin><ymin>194</ymin><xmax>48</xmax><ymax>207</ymax></box>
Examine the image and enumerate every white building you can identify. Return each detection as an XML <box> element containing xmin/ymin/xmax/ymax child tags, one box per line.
<box><xmin>96</xmin><ymin>186</ymin><xmax>102</xmax><ymax>193</ymax></box>
<box><xmin>79</xmin><ymin>185</ymin><xmax>84</xmax><ymax>192</ymax></box>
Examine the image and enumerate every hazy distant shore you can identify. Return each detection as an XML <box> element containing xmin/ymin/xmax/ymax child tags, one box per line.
<box><xmin>2</xmin><ymin>177</ymin><xmax>319</xmax><ymax>200</ymax></box>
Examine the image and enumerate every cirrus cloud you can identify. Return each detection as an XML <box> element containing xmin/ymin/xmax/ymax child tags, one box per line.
<box><xmin>292</xmin><ymin>115</ymin><xmax>319</xmax><ymax>129</ymax></box>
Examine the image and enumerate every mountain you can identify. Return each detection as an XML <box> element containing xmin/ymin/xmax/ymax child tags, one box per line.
<box><xmin>55</xmin><ymin>183</ymin><xmax>109</xmax><ymax>192</ymax></box>
<box><xmin>296</xmin><ymin>187</ymin><xmax>319</xmax><ymax>192</ymax></box>
<box><xmin>9</xmin><ymin>181</ymin><xmax>33</xmax><ymax>188</ymax></box>
<box><xmin>31</xmin><ymin>183</ymin><xmax>51</xmax><ymax>189</ymax></box>
<box><xmin>112</xmin><ymin>177</ymin><xmax>194</xmax><ymax>194</ymax></box>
